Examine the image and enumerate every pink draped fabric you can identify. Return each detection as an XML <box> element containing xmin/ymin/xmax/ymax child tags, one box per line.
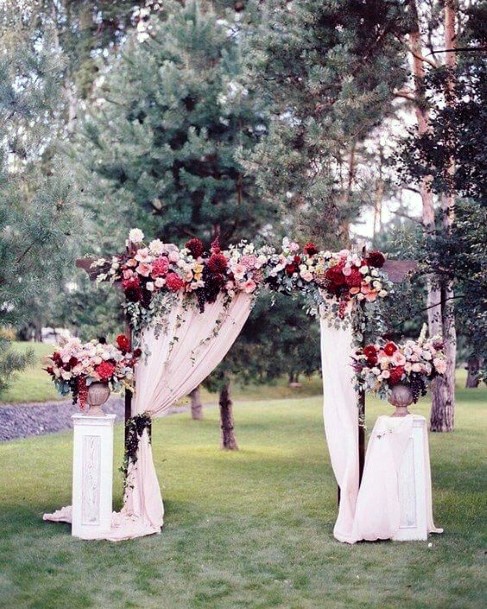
<box><xmin>45</xmin><ymin>292</ymin><xmax>253</xmax><ymax>541</ymax></box>
<box><xmin>320</xmin><ymin>318</ymin><xmax>360</xmax><ymax>543</ymax></box>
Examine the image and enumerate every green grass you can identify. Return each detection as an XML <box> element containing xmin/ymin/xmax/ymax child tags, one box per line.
<box><xmin>0</xmin><ymin>385</ymin><xmax>486</xmax><ymax>609</ymax></box>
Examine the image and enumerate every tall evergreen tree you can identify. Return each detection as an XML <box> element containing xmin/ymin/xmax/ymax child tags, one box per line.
<box><xmin>74</xmin><ymin>0</ymin><xmax>276</xmax><ymax>248</ymax></box>
<box><xmin>0</xmin><ymin>12</ymin><xmax>81</xmax><ymax>394</ymax></box>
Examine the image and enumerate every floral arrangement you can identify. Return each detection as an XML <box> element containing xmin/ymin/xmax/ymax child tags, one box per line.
<box><xmin>352</xmin><ymin>332</ymin><xmax>447</xmax><ymax>402</ymax></box>
<box><xmin>45</xmin><ymin>335</ymin><xmax>140</xmax><ymax>409</ymax></box>
<box><xmin>90</xmin><ymin>229</ymin><xmax>392</xmax><ymax>331</ymax></box>
<box><xmin>263</xmin><ymin>238</ymin><xmax>392</xmax><ymax>318</ymax></box>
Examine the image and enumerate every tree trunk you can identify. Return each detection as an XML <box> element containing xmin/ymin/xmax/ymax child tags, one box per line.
<box><xmin>219</xmin><ymin>382</ymin><xmax>238</xmax><ymax>450</ymax></box>
<box><xmin>465</xmin><ymin>356</ymin><xmax>481</xmax><ymax>388</ymax></box>
<box><xmin>408</xmin><ymin>0</ymin><xmax>457</xmax><ymax>431</ymax></box>
<box><xmin>430</xmin><ymin>0</ymin><xmax>458</xmax><ymax>432</ymax></box>
<box><xmin>189</xmin><ymin>386</ymin><xmax>203</xmax><ymax>420</ymax></box>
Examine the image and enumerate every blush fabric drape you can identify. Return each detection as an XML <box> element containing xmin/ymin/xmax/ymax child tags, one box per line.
<box><xmin>319</xmin><ymin>317</ymin><xmax>441</xmax><ymax>544</ymax></box>
<box><xmin>107</xmin><ymin>292</ymin><xmax>254</xmax><ymax>541</ymax></box>
<box><xmin>350</xmin><ymin>415</ymin><xmax>443</xmax><ymax>542</ymax></box>
<box><xmin>320</xmin><ymin>317</ymin><xmax>360</xmax><ymax>543</ymax></box>
<box><xmin>44</xmin><ymin>292</ymin><xmax>253</xmax><ymax>541</ymax></box>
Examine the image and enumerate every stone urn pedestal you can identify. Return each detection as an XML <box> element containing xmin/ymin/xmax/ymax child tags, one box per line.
<box><xmin>86</xmin><ymin>382</ymin><xmax>111</xmax><ymax>416</ymax></box>
<box><xmin>389</xmin><ymin>383</ymin><xmax>414</xmax><ymax>417</ymax></box>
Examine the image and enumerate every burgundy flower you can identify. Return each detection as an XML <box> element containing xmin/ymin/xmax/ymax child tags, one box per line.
<box><xmin>364</xmin><ymin>345</ymin><xmax>377</xmax><ymax>359</ymax></box>
<box><xmin>207</xmin><ymin>253</ymin><xmax>228</xmax><ymax>273</ymax></box>
<box><xmin>186</xmin><ymin>238</ymin><xmax>205</xmax><ymax>259</ymax></box>
<box><xmin>389</xmin><ymin>366</ymin><xmax>405</xmax><ymax>385</ymax></box>
<box><xmin>304</xmin><ymin>242</ymin><xmax>318</xmax><ymax>256</ymax></box>
<box><xmin>325</xmin><ymin>263</ymin><xmax>347</xmax><ymax>287</ymax></box>
<box><xmin>116</xmin><ymin>334</ymin><xmax>131</xmax><ymax>353</ymax></box>
<box><xmin>68</xmin><ymin>356</ymin><xmax>78</xmax><ymax>369</ymax></box>
<box><xmin>285</xmin><ymin>263</ymin><xmax>297</xmax><ymax>276</ymax></box>
<box><xmin>95</xmin><ymin>361</ymin><xmax>116</xmax><ymax>381</ymax></box>
<box><xmin>122</xmin><ymin>276</ymin><xmax>142</xmax><ymax>302</ymax></box>
<box><xmin>345</xmin><ymin>268</ymin><xmax>362</xmax><ymax>288</ymax></box>
<box><xmin>166</xmin><ymin>272</ymin><xmax>185</xmax><ymax>292</ymax></box>
<box><xmin>366</xmin><ymin>251</ymin><xmax>386</xmax><ymax>268</ymax></box>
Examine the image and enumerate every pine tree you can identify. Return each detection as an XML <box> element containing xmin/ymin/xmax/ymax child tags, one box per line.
<box><xmin>74</xmin><ymin>0</ymin><xmax>276</xmax><ymax>248</ymax></box>
<box><xmin>0</xmin><ymin>14</ymin><xmax>81</xmax><ymax>395</ymax></box>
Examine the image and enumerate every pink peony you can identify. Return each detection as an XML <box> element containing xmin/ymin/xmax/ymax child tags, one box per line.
<box><xmin>135</xmin><ymin>248</ymin><xmax>152</xmax><ymax>263</ymax></box>
<box><xmin>165</xmin><ymin>272</ymin><xmax>185</xmax><ymax>292</ymax></box>
<box><xmin>152</xmin><ymin>257</ymin><xmax>170</xmax><ymax>277</ymax></box>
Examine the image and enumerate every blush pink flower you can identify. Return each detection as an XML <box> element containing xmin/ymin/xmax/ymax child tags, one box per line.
<box><xmin>242</xmin><ymin>279</ymin><xmax>257</xmax><ymax>294</ymax></box>
<box><xmin>135</xmin><ymin>248</ymin><xmax>152</xmax><ymax>263</ymax></box>
<box><xmin>136</xmin><ymin>263</ymin><xmax>152</xmax><ymax>277</ymax></box>
<box><xmin>391</xmin><ymin>351</ymin><xmax>407</xmax><ymax>366</ymax></box>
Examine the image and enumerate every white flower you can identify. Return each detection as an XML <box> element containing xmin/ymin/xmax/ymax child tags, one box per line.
<box><xmin>356</xmin><ymin>293</ymin><xmax>365</xmax><ymax>300</ymax></box>
<box><xmin>434</xmin><ymin>358</ymin><xmax>447</xmax><ymax>374</ymax></box>
<box><xmin>371</xmin><ymin>367</ymin><xmax>381</xmax><ymax>376</ymax></box>
<box><xmin>146</xmin><ymin>282</ymin><xmax>155</xmax><ymax>292</ymax></box>
<box><xmin>359</xmin><ymin>265</ymin><xmax>369</xmax><ymax>275</ymax></box>
<box><xmin>155</xmin><ymin>277</ymin><xmax>166</xmax><ymax>288</ymax></box>
<box><xmin>381</xmin><ymin>370</ymin><xmax>391</xmax><ymax>379</ymax></box>
<box><xmin>412</xmin><ymin>363</ymin><xmax>422</xmax><ymax>372</ymax></box>
<box><xmin>379</xmin><ymin>290</ymin><xmax>388</xmax><ymax>298</ymax></box>
<box><xmin>371</xmin><ymin>269</ymin><xmax>379</xmax><ymax>277</ymax></box>
<box><xmin>149</xmin><ymin>239</ymin><xmax>164</xmax><ymax>255</ymax></box>
<box><xmin>129</xmin><ymin>228</ymin><xmax>145</xmax><ymax>244</ymax></box>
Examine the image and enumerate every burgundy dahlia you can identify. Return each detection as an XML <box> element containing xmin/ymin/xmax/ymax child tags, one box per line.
<box><xmin>186</xmin><ymin>238</ymin><xmax>204</xmax><ymax>259</ymax></box>
<box><xmin>207</xmin><ymin>253</ymin><xmax>228</xmax><ymax>273</ymax></box>
<box><xmin>366</xmin><ymin>251</ymin><xmax>386</xmax><ymax>268</ymax></box>
<box><xmin>304</xmin><ymin>242</ymin><xmax>318</xmax><ymax>256</ymax></box>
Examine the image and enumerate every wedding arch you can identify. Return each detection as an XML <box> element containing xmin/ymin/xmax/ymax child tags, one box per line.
<box><xmin>45</xmin><ymin>230</ymin><xmax>418</xmax><ymax>542</ymax></box>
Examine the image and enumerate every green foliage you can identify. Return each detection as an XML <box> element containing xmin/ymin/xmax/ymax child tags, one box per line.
<box><xmin>246</xmin><ymin>0</ymin><xmax>408</xmax><ymax>246</ymax></box>
<box><xmin>0</xmin><ymin>388</ymin><xmax>486</xmax><ymax>608</ymax></box>
<box><xmin>75</xmin><ymin>0</ymin><xmax>275</xmax><ymax>246</ymax></box>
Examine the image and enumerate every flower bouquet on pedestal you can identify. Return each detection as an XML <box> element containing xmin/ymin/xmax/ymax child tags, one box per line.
<box><xmin>352</xmin><ymin>332</ymin><xmax>446</xmax><ymax>415</ymax></box>
<box><xmin>45</xmin><ymin>335</ymin><xmax>139</xmax><ymax>412</ymax></box>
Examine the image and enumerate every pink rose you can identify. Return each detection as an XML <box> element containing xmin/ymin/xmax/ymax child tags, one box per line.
<box><xmin>391</xmin><ymin>351</ymin><xmax>406</xmax><ymax>366</ymax></box>
<box><xmin>232</xmin><ymin>263</ymin><xmax>247</xmax><ymax>280</ymax></box>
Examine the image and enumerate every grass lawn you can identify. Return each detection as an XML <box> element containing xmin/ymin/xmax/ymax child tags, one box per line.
<box><xmin>0</xmin><ymin>384</ymin><xmax>485</xmax><ymax>609</ymax></box>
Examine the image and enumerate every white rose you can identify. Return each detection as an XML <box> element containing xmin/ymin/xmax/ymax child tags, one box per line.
<box><xmin>155</xmin><ymin>277</ymin><xmax>166</xmax><ymax>288</ymax></box>
<box><xmin>379</xmin><ymin>290</ymin><xmax>388</xmax><ymax>297</ymax></box>
<box><xmin>371</xmin><ymin>269</ymin><xmax>379</xmax><ymax>277</ymax></box>
<box><xmin>128</xmin><ymin>228</ymin><xmax>144</xmax><ymax>244</ymax></box>
<box><xmin>371</xmin><ymin>367</ymin><xmax>381</xmax><ymax>376</ymax></box>
<box><xmin>359</xmin><ymin>265</ymin><xmax>369</xmax><ymax>275</ymax></box>
<box><xmin>146</xmin><ymin>282</ymin><xmax>155</xmax><ymax>292</ymax></box>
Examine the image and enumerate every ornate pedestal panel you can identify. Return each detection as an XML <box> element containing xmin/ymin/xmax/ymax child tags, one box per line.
<box><xmin>392</xmin><ymin>415</ymin><xmax>428</xmax><ymax>541</ymax></box>
<box><xmin>71</xmin><ymin>414</ymin><xmax>116</xmax><ymax>539</ymax></box>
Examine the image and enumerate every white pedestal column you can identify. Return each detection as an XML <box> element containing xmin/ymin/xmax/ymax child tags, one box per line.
<box><xmin>393</xmin><ymin>415</ymin><xmax>428</xmax><ymax>541</ymax></box>
<box><xmin>71</xmin><ymin>414</ymin><xmax>116</xmax><ymax>540</ymax></box>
